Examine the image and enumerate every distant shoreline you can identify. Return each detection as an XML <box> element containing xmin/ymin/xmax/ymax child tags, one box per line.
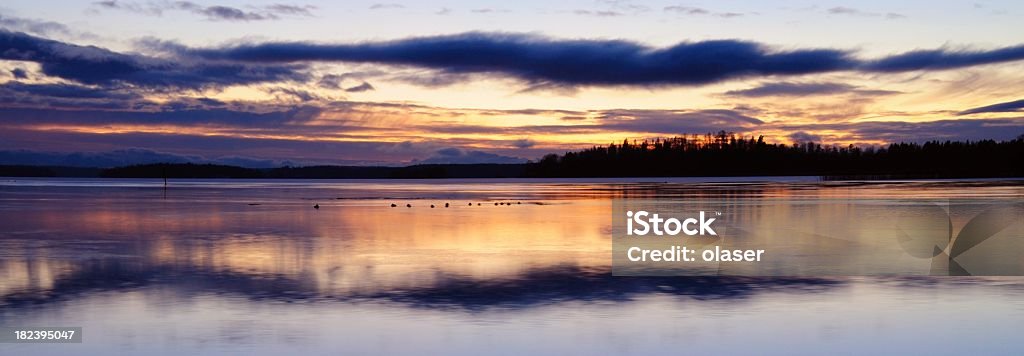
<box><xmin>1</xmin><ymin>163</ymin><xmax>1021</xmax><ymax>181</ymax></box>
<box><xmin>3</xmin><ymin>134</ymin><xmax>1021</xmax><ymax>180</ymax></box>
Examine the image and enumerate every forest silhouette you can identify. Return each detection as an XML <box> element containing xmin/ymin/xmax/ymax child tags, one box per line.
<box><xmin>526</xmin><ymin>132</ymin><xmax>1024</xmax><ymax>178</ymax></box>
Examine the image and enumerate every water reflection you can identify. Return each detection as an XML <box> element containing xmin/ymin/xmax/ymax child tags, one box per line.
<box><xmin>1</xmin><ymin>179</ymin><xmax>1022</xmax><ymax>303</ymax></box>
<box><xmin>0</xmin><ymin>178</ymin><xmax>1023</xmax><ymax>354</ymax></box>
<box><xmin>0</xmin><ymin>258</ymin><xmax>844</xmax><ymax>311</ymax></box>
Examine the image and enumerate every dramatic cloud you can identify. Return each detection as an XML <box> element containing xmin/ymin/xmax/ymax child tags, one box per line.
<box><xmin>0</xmin><ymin>30</ymin><xmax>308</xmax><ymax>90</ymax></box>
<box><xmin>165</xmin><ymin>32</ymin><xmax>1024</xmax><ymax>87</ymax></box>
<box><xmin>92</xmin><ymin>1</ymin><xmax>316</xmax><ymax>21</ymax></box>
<box><xmin>957</xmin><ymin>99</ymin><xmax>1024</xmax><ymax>115</ymax></box>
<box><xmin>724</xmin><ymin>82</ymin><xmax>900</xmax><ymax>97</ymax></box>
<box><xmin>344</xmin><ymin>81</ymin><xmax>375</xmax><ymax>92</ymax></box>
<box><xmin>8</xmin><ymin>30</ymin><xmax>1024</xmax><ymax>91</ymax></box>
<box><xmin>863</xmin><ymin>45</ymin><xmax>1024</xmax><ymax>72</ymax></box>
<box><xmin>173</xmin><ymin>33</ymin><xmax>856</xmax><ymax>86</ymax></box>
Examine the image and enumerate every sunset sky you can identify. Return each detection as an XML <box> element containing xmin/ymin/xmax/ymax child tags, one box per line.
<box><xmin>1</xmin><ymin>0</ymin><xmax>1023</xmax><ymax>166</ymax></box>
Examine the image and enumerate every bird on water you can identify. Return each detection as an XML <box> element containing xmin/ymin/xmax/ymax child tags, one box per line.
<box><xmin>313</xmin><ymin>204</ymin><xmax>320</xmax><ymax>209</ymax></box>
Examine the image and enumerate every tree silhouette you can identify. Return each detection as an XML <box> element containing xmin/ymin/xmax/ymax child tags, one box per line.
<box><xmin>525</xmin><ymin>132</ymin><xmax>1024</xmax><ymax>178</ymax></box>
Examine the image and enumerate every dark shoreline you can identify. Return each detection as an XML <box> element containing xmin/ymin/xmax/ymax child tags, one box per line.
<box><xmin>1</xmin><ymin>163</ymin><xmax>1022</xmax><ymax>180</ymax></box>
<box><xmin>3</xmin><ymin>134</ymin><xmax>1021</xmax><ymax>180</ymax></box>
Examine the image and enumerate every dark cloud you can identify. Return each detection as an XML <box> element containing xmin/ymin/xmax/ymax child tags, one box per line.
<box><xmin>957</xmin><ymin>99</ymin><xmax>1024</xmax><ymax>115</ymax></box>
<box><xmin>167</xmin><ymin>32</ymin><xmax>1024</xmax><ymax>88</ymax></box>
<box><xmin>0</xmin><ymin>30</ymin><xmax>308</xmax><ymax>90</ymax></box>
<box><xmin>788</xmin><ymin>131</ymin><xmax>822</xmax><ymax>143</ymax></box>
<box><xmin>7</xmin><ymin>30</ymin><xmax>1023</xmax><ymax>92</ymax></box>
<box><xmin>724</xmin><ymin>82</ymin><xmax>900</xmax><ymax>97</ymax></box>
<box><xmin>175</xmin><ymin>33</ymin><xmax>856</xmax><ymax>86</ymax></box>
<box><xmin>10</xmin><ymin>68</ymin><xmax>29</xmax><ymax>79</ymax></box>
<box><xmin>344</xmin><ymin>81</ymin><xmax>375</xmax><ymax>92</ymax></box>
<box><xmin>863</xmin><ymin>45</ymin><xmax>1024</xmax><ymax>72</ymax></box>
<box><xmin>0</xmin><ymin>81</ymin><xmax>140</xmax><ymax>100</ymax></box>
<box><xmin>92</xmin><ymin>1</ymin><xmax>315</xmax><ymax>21</ymax></box>
<box><xmin>316</xmin><ymin>74</ymin><xmax>344</xmax><ymax>89</ymax></box>
<box><xmin>413</xmin><ymin>147</ymin><xmax>525</xmax><ymax>164</ymax></box>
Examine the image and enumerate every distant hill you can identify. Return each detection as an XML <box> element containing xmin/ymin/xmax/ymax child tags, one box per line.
<box><xmin>0</xmin><ymin>165</ymin><xmax>101</xmax><ymax>177</ymax></box>
<box><xmin>93</xmin><ymin>163</ymin><xmax>527</xmax><ymax>179</ymax></box>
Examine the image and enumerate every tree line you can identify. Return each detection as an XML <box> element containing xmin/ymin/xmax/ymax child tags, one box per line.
<box><xmin>525</xmin><ymin>131</ymin><xmax>1024</xmax><ymax>178</ymax></box>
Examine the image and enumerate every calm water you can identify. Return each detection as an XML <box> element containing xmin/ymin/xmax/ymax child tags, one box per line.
<box><xmin>1</xmin><ymin>178</ymin><xmax>1023</xmax><ymax>355</ymax></box>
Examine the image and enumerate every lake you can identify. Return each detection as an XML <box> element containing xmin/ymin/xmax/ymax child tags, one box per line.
<box><xmin>1</xmin><ymin>177</ymin><xmax>1023</xmax><ymax>355</ymax></box>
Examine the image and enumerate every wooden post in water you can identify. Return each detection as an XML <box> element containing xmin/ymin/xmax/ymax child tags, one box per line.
<box><xmin>162</xmin><ymin>166</ymin><xmax>168</xmax><ymax>199</ymax></box>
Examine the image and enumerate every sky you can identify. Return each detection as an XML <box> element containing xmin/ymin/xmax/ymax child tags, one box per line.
<box><xmin>1</xmin><ymin>0</ymin><xmax>1023</xmax><ymax>167</ymax></box>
